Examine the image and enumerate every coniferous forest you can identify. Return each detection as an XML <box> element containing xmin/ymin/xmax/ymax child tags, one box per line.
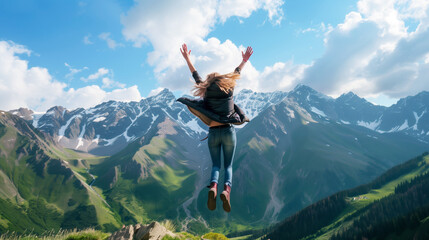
<box><xmin>262</xmin><ymin>153</ymin><xmax>429</xmax><ymax>240</ymax></box>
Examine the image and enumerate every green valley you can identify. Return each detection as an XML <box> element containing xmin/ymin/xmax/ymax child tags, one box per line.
<box><xmin>264</xmin><ymin>153</ymin><xmax>429</xmax><ymax>240</ymax></box>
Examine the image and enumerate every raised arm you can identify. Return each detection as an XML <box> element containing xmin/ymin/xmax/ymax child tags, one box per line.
<box><xmin>236</xmin><ymin>46</ymin><xmax>253</xmax><ymax>73</ymax></box>
<box><xmin>180</xmin><ymin>43</ymin><xmax>202</xmax><ymax>84</ymax></box>
<box><xmin>180</xmin><ymin>43</ymin><xmax>196</xmax><ymax>73</ymax></box>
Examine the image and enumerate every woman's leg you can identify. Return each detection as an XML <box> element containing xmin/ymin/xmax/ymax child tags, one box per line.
<box><xmin>207</xmin><ymin>128</ymin><xmax>222</xmax><ymax>210</ymax></box>
<box><xmin>220</xmin><ymin>125</ymin><xmax>236</xmax><ymax>213</ymax></box>
<box><xmin>221</xmin><ymin>126</ymin><xmax>236</xmax><ymax>187</ymax></box>
<box><xmin>208</xmin><ymin>128</ymin><xmax>221</xmax><ymax>184</ymax></box>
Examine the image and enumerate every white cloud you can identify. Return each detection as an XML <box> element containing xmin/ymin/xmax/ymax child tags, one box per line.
<box><xmin>80</xmin><ymin>67</ymin><xmax>109</xmax><ymax>82</ymax></box>
<box><xmin>338</xmin><ymin>12</ymin><xmax>364</xmax><ymax>32</ymax></box>
<box><xmin>80</xmin><ymin>67</ymin><xmax>127</xmax><ymax>90</ymax></box>
<box><xmin>121</xmin><ymin>0</ymin><xmax>286</xmax><ymax>94</ymax></box>
<box><xmin>357</xmin><ymin>0</ymin><xmax>408</xmax><ymax>37</ymax></box>
<box><xmin>301</xmin><ymin>27</ymin><xmax>317</xmax><ymax>33</ymax></box>
<box><xmin>99</xmin><ymin>32</ymin><xmax>123</xmax><ymax>49</ymax></box>
<box><xmin>0</xmin><ymin>40</ymin><xmax>142</xmax><ymax>112</ymax></box>
<box><xmin>0</xmin><ymin>41</ymin><xmax>66</xmax><ymax>111</ymax></box>
<box><xmin>217</xmin><ymin>0</ymin><xmax>284</xmax><ymax>24</ymax></box>
<box><xmin>83</xmin><ymin>34</ymin><xmax>93</xmax><ymax>45</ymax></box>
<box><xmin>300</xmin><ymin>0</ymin><xmax>429</xmax><ymax>99</ymax></box>
<box><xmin>102</xmin><ymin>77</ymin><xmax>125</xmax><ymax>89</ymax></box>
<box><xmin>301</xmin><ymin>19</ymin><xmax>383</xmax><ymax>96</ymax></box>
<box><xmin>121</xmin><ymin>0</ymin><xmax>429</xmax><ymax>101</ymax></box>
<box><xmin>65</xmin><ymin>62</ymin><xmax>88</xmax><ymax>79</ymax></box>
<box><xmin>59</xmin><ymin>85</ymin><xmax>141</xmax><ymax>110</ymax></box>
<box><xmin>257</xmin><ymin>61</ymin><xmax>308</xmax><ymax>92</ymax></box>
<box><xmin>262</xmin><ymin>0</ymin><xmax>284</xmax><ymax>25</ymax></box>
<box><xmin>300</xmin><ymin>22</ymin><xmax>333</xmax><ymax>38</ymax></box>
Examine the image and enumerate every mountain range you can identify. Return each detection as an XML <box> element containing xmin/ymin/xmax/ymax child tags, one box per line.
<box><xmin>10</xmin><ymin>85</ymin><xmax>429</xmax><ymax>156</ymax></box>
<box><xmin>1</xmin><ymin>84</ymin><xmax>429</xmax><ymax>234</ymax></box>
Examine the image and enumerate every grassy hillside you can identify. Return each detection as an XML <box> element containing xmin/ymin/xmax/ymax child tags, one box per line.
<box><xmin>0</xmin><ymin>112</ymin><xmax>121</xmax><ymax>234</ymax></box>
<box><xmin>263</xmin><ymin>153</ymin><xmax>429</xmax><ymax>240</ymax></box>
<box><xmin>92</xmin><ymin>126</ymin><xmax>197</xmax><ymax>226</ymax></box>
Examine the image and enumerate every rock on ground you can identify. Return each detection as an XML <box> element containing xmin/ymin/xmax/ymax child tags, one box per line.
<box><xmin>108</xmin><ymin>221</ymin><xmax>176</xmax><ymax>240</ymax></box>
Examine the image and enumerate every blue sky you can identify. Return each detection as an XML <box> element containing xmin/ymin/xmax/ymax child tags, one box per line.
<box><xmin>1</xmin><ymin>0</ymin><xmax>429</xmax><ymax>111</ymax></box>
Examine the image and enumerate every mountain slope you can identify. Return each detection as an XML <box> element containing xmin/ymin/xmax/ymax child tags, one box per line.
<box><xmin>224</xmin><ymin>96</ymin><xmax>429</xmax><ymax>225</ymax></box>
<box><xmin>263</xmin><ymin>153</ymin><xmax>429</xmax><ymax>240</ymax></box>
<box><xmin>0</xmin><ymin>111</ymin><xmax>121</xmax><ymax>233</ymax></box>
<box><xmin>90</xmin><ymin>113</ymin><xmax>207</xmax><ymax>228</ymax></box>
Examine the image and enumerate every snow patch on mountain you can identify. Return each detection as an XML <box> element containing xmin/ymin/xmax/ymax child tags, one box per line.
<box><xmin>184</xmin><ymin>118</ymin><xmax>206</xmax><ymax>135</ymax></box>
<box><xmin>389</xmin><ymin>120</ymin><xmax>409</xmax><ymax>133</ymax></box>
<box><xmin>93</xmin><ymin>116</ymin><xmax>106</xmax><ymax>122</ymax></box>
<box><xmin>286</xmin><ymin>107</ymin><xmax>295</xmax><ymax>119</ymax></box>
<box><xmin>45</xmin><ymin>109</ymin><xmax>56</xmax><ymax>115</ymax></box>
<box><xmin>357</xmin><ymin>118</ymin><xmax>382</xmax><ymax>131</ymax></box>
<box><xmin>234</xmin><ymin>89</ymin><xmax>288</xmax><ymax>120</ymax></box>
<box><xmin>58</xmin><ymin>115</ymin><xmax>80</xmax><ymax>141</ymax></box>
<box><xmin>150</xmin><ymin>114</ymin><xmax>159</xmax><ymax>126</ymax></box>
<box><xmin>76</xmin><ymin>124</ymin><xmax>87</xmax><ymax>150</ymax></box>
<box><xmin>104</xmin><ymin>135</ymin><xmax>121</xmax><ymax>146</ymax></box>
<box><xmin>32</xmin><ymin>113</ymin><xmax>44</xmax><ymax>128</ymax></box>
<box><xmin>310</xmin><ymin>106</ymin><xmax>327</xmax><ymax>117</ymax></box>
<box><xmin>84</xmin><ymin>107</ymin><xmax>97</xmax><ymax>114</ymax></box>
<box><xmin>412</xmin><ymin>111</ymin><xmax>426</xmax><ymax>130</ymax></box>
<box><xmin>176</xmin><ymin>109</ymin><xmax>206</xmax><ymax>136</ymax></box>
<box><xmin>92</xmin><ymin>135</ymin><xmax>100</xmax><ymax>144</ymax></box>
<box><xmin>124</xmin><ymin>106</ymin><xmax>148</xmax><ymax>142</ymax></box>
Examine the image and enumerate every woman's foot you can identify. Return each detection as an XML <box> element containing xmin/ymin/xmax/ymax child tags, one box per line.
<box><xmin>207</xmin><ymin>182</ymin><xmax>217</xmax><ymax>211</ymax></box>
<box><xmin>220</xmin><ymin>184</ymin><xmax>231</xmax><ymax>212</ymax></box>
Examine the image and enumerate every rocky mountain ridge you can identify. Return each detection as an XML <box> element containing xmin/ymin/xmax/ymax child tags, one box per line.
<box><xmin>9</xmin><ymin>85</ymin><xmax>429</xmax><ymax>156</ymax></box>
<box><xmin>9</xmin><ymin>88</ymin><xmax>289</xmax><ymax>155</ymax></box>
<box><xmin>289</xmin><ymin>85</ymin><xmax>429</xmax><ymax>140</ymax></box>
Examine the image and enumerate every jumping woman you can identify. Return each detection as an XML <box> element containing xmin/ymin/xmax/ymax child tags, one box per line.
<box><xmin>177</xmin><ymin>43</ymin><xmax>253</xmax><ymax>212</ymax></box>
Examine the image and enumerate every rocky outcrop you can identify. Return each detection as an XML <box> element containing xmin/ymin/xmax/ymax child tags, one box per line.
<box><xmin>108</xmin><ymin>221</ymin><xmax>176</xmax><ymax>240</ymax></box>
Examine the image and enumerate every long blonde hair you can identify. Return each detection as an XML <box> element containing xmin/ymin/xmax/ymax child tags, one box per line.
<box><xmin>193</xmin><ymin>72</ymin><xmax>240</xmax><ymax>98</ymax></box>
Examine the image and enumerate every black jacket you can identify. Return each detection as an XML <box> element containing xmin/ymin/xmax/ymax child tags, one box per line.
<box><xmin>176</xmin><ymin>68</ymin><xmax>248</xmax><ymax>126</ymax></box>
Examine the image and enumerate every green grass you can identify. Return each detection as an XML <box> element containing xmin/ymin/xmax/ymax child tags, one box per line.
<box><xmin>0</xmin><ymin>228</ymin><xmax>110</xmax><ymax>240</ymax></box>
<box><xmin>247</xmin><ymin>135</ymin><xmax>274</xmax><ymax>152</ymax></box>
<box><xmin>0</xmin><ymin>216</ymin><xmax>9</xmax><ymax>229</ymax></box>
<box><xmin>229</xmin><ymin>235</ymin><xmax>253</xmax><ymax>240</ymax></box>
<box><xmin>91</xmin><ymin>135</ymin><xmax>199</xmax><ymax>225</ymax></box>
<box><xmin>202</xmin><ymin>232</ymin><xmax>229</xmax><ymax>240</ymax></box>
<box><xmin>151</xmin><ymin>165</ymin><xmax>193</xmax><ymax>192</ymax></box>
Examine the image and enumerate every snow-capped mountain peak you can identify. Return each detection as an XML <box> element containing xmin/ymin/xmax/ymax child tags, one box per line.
<box><xmin>234</xmin><ymin>88</ymin><xmax>288</xmax><ymax>120</ymax></box>
<box><xmin>9</xmin><ymin>85</ymin><xmax>429</xmax><ymax>155</ymax></box>
<box><xmin>336</xmin><ymin>91</ymin><xmax>373</xmax><ymax>106</ymax></box>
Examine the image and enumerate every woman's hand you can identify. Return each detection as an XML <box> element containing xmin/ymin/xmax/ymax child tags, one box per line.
<box><xmin>242</xmin><ymin>46</ymin><xmax>253</xmax><ymax>62</ymax></box>
<box><xmin>237</xmin><ymin>46</ymin><xmax>253</xmax><ymax>71</ymax></box>
<box><xmin>180</xmin><ymin>43</ymin><xmax>191</xmax><ymax>60</ymax></box>
<box><xmin>181</xmin><ymin>43</ymin><xmax>197</xmax><ymax>73</ymax></box>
